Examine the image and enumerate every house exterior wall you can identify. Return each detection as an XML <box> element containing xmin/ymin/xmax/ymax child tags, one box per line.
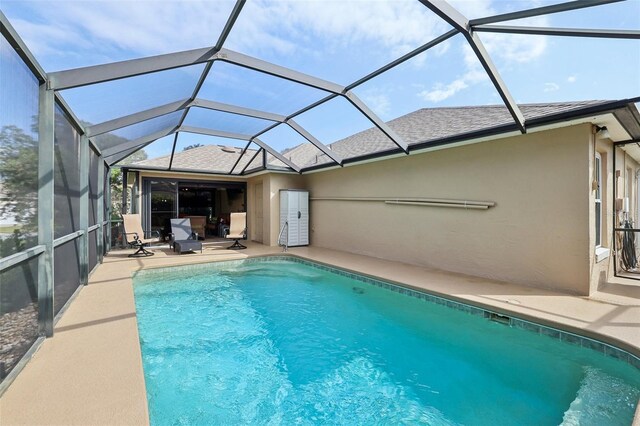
<box><xmin>246</xmin><ymin>173</ymin><xmax>305</xmax><ymax>246</ymax></box>
<box><xmin>128</xmin><ymin>124</ymin><xmax>613</xmax><ymax>295</ymax></box>
<box><xmin>247</xmin><ymin>175</ymin><xmax>269</xmax><ymax>243</ymax></box>
<box><xmin>302</xmin><ymin>124</ymin><xmax>593</xmax><ymax>295</ymax></box>
<box><xmin>267</xmin><ymin>173</ymin><xmax>305</xmax><ymax>246</ymax></box>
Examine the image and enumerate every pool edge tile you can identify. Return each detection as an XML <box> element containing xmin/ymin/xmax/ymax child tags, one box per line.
<box><xmin>132</xmin><ymin>254</ymin><xmax>640</xmax><ymax>371</ymax></box>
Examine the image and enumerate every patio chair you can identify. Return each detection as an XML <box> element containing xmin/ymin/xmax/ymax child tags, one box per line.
<box><xmin>122</xmin><ymin>214</ymin><xmax>160</xmax><ymax>257</ymax></box>
<box><xmin>169</xmin><ymin>218</ymin><xmax>202</xmax><ymax>254</ymax></box>
<box><xmin>184</xmin><ymin>215</ymin><xmax>206</xmax><ymax>240</ymax></box>
<box><xmin>226</xmin><ymin>212</ymin><xmax>247</xmax><ymax>250</ymax></box>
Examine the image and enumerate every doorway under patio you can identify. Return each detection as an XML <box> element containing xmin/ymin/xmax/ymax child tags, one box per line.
<box><xmin>142</xmin><ymin>178</ymin><xmax>246</xmax><ymax>241</ymax></box>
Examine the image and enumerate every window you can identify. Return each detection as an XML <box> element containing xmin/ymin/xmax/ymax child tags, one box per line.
<box><xmin>595</xmin><ymin>153</ymin><xmax>602</xmax><ymax>248</ymax></box>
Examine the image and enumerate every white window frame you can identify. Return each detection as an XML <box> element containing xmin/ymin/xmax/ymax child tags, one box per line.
<box><xmin>594</xmin><ymin>152</ymin><xmax>610</xmax><ymax>262</ymax></box>
<box><xmin>595</xmin><ymin>152</ymin><xmax>602</xmax><ymax>248</ymax></box>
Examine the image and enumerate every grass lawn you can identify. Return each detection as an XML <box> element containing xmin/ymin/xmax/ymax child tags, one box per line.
<box><xmin>0</xmin><ymin>225</ymin><xmax>21</xmax><ymax>234</ymax></box>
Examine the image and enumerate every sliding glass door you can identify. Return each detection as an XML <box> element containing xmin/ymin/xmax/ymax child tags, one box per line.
<box><xmin>142</xmin><ymin>177</ymin><xmax>246</xmax><ymax>240</ymax></box>
<box><xmin>145</xmin><ymin>180</ymin><xmax>177</xmax><ymax>240</ymax></box>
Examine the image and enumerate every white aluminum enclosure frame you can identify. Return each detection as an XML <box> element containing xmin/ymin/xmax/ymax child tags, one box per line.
<box><xmin>41</xmin><ymin>0</ymin><xmax>639</xmax><ymax>174</ymax></box>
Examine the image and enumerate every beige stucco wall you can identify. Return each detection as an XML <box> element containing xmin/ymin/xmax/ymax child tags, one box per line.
<box><xmin>303</xmin><ymin>125</ymin><xmax>593</xmax><ymax>295</ymax></box>
<box><xmin>246</xmin><ymin>173</ymin><xmax>305</xmax><ymax>246</ymax></box>
<box><xmin>267</xmin><ymin>173</ymin><xmax>305</xmax><ymax>246</ymax></box>
<box><xmin>129</xmin><ymin>124</ymin><xmax>607</xmax><ymax>295</ymax></box>
<box><xmin>247</xmin><ymin>175</ymin><xmax>268</xmax><ymax>243</ymax></box>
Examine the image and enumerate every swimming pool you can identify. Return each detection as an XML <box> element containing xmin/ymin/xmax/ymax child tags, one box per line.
<box><xmin>133</xmin><ymin>257</ymin><xmax>640</xmax><ymax>425</ymax></box>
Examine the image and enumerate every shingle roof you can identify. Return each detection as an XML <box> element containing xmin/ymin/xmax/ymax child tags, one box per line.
<box><xmin>278</xmin><ymin>100</ymin><xmax>610</xmax><ymax>168</ymax></box>
<box><xmin>132</xmin><ymin>100</ymin><xmax>610</xmax><ymax>173</ymax></box>
<box><xmin>133</xmin><ymin>144</ymin><xmax>260</xmax><ymax>173</ymax></box>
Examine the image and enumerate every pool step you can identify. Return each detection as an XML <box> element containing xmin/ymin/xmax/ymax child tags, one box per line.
<box><xmin>560</xmin><ymin>367</ymin><xmax>639</xmax><ymax>425</ymax></box>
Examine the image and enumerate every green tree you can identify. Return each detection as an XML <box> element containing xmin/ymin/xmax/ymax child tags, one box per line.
<box><xmin>109</xmin><ymin>149</ymin><xmax>147</xmax><ymax>219</ymax></box>
<box><xmin>87</xmin><ymin>127</ymin><xmax>148</xmax><ymax>219</ymax></box>
<box><xmin>110</xmin><ymin>168</ymin><xmax>124</xmax><ymax>220</ymax></box>
<box><xmin>0</xmin><ymin>125</ymin><xmax>38</xmax><ymax>255</ymax></box>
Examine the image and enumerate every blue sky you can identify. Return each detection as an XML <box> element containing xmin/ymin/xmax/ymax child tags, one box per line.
<box><xmin>2</xmin><ymin>0</ymin><xmax>639</xmax><ymax>161</ymax></box>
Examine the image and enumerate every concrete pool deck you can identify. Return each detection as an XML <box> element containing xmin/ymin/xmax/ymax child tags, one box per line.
<box><xmin>1</xmin><ymin>240</ymin><xmax>639</xmax><ymax>425</ymax></box>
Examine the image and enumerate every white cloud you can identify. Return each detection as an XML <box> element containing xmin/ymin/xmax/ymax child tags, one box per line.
<box><xmin>544</xmin><ymin>82</ymin><xmax>560</xmax><ymax>92</ymax></box>
<box><xmin>7</xmin><ymin>0</ymin><xmax>236</xmax><ymax>66</ymax></box>
<box><xmin>8</xmin><ymin>0</ymin><xmax>548</xmax><ymax>68</ymax></box>
<box><xmin>419</xmin><ymin>79</ymin><xmax>468</xmax><ymax>102</ymax></box>
<box><xmin>481</xmin><ymin>32</ymin><xmax>548</xmax><ymax>64</ymax></box>
<box><xmin>8</xmin><ymin>0</ymin><xmax>452</xmax><ymax>67</ymax></box>
<box><xmin>567</xmin><ymin>75</ymin><xmax>577</xmax><ymax>83</ymax></box>
<box><xmin>448</xmin><ymin>0</ymin><xmax>493</xmax><ymax>19</ymax></box>
<box><xmin>231</xmin><ymin>0</ymin><xmax>449</xmax><ymax>58</ymax></box>
<box><xmin>6</xmin><ymin>0</ymin><xmax>553</xmax><ymax>107</ymax></box>
<box><xmin>471</xmin><ymin>13</ymin><xmax>549</xmax><ymax>67</ymax></box>
<box><xmin>418</xmin><ymin>67</ymin><xmax>489</xmax><ymax>102</ymax></box>
<box><xmin>360</xmin><ymin>89</ymin><xmax>392</xmax><ymax>117</ymax></box>
<box><xmin>417</xmin><ymin>5</ymin><xmax>549</xmax><ymax>103</ymax></box>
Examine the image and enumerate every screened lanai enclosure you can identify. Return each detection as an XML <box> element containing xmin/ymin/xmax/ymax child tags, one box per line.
<box><xmin>1</xmin><ymin>0</ymin><xmax>639</xmax><ymax>391</ymax></box>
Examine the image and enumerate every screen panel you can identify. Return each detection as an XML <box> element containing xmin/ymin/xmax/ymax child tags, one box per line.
<box><xmin>89</xmin><ymin>229</ymin><xmax>98</xmax><ymax>273</ymax></box>
<box><xmin>60</xmin><ymin>64</ymin><xmax>205</xmax><ymax>125</ymax></box>
<box><xmin>53</xmin><ymin>238</ymin><xmax>81</xmax><ymax>316</ymax></box>
<box><xmin>198</xmin><ymin>61</ymin><xmax>329</xmax><ymax>116</ymax></box>
<box><xmin>0</xmin><ymin>256</ymin><xmax>38</xmax><ymax>382</ymax></box>
<box><xmin>223</xmin><ymin>0</ymin><xmax>450</xmax><ymax>84</ymax></box>
<box><xmin>243</xmin><ymin>147</ymin><xmax>264</xmax><ymax>174</ymax></box>
<box><xmin>352</xmin><ymin>34</ymin><xmax>500</xmax><ymax>122</ymax></box>
<box><xmin>259</xmin><ymin>124</ymin><xmax>329</xmax><ymax>170</ymax></box>
<box><xmin>293</xmin><ymin>96</ymin><xmax>398</xmax><ymax>161</ymax></box>
<box><xmin>183</xmin><ymin>107</ymin><xmax>275</xmax><ymax>136</ymax></box>
<box><xmin>232</xmin><ymin>142</ymin><xmax>262</xmax><ymax>175</ymax></box>
<box><xmin>54</xmin><ymin>105</ymin><xmax>82</xmax><ymax>239</ymax></box>
<box><xmin>116</xmin><ymin>135</ymin><xmax>176</xmax><ymax>169</ymax></box>
<box><xmin>171</xmin><ymin>133</ymin><xmax>250</xmax><ymax>174</ymax></box>
<box><xmin>0</xmin><ymin>33</ymin><xmax>39</xmax><ymax>256</ymax></box>
<box><xmin>92</xmin><ymin>111</ymin><xmax>183</xmax><ymax>152</ymax></box>
<box><xmin>1</xmin><ymin>1</ymin><xmax>236</xmax><ymax>70</ymax></box>
<box><xmin>483</xmin><ymin>33</ymin><xmax>640</xmax><ymax>104</ymax></box>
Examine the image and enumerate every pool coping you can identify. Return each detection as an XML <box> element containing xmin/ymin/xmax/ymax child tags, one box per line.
<box><xmin>135</xmin><ymin>253</ymin><xmax>640</xmax><ymax>370</ymax></box>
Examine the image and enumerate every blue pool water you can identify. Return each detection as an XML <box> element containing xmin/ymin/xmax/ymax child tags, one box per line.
<box><xmin>133</xmin><ymin>259</ymin><xmax>640</xmax><ymax>425</ymax></box>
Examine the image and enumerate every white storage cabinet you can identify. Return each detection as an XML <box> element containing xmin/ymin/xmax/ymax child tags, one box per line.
<box><xmin>279</xmin><ymin>190</ymin><xmax>309</xmax><ymax>247</ymax></box>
